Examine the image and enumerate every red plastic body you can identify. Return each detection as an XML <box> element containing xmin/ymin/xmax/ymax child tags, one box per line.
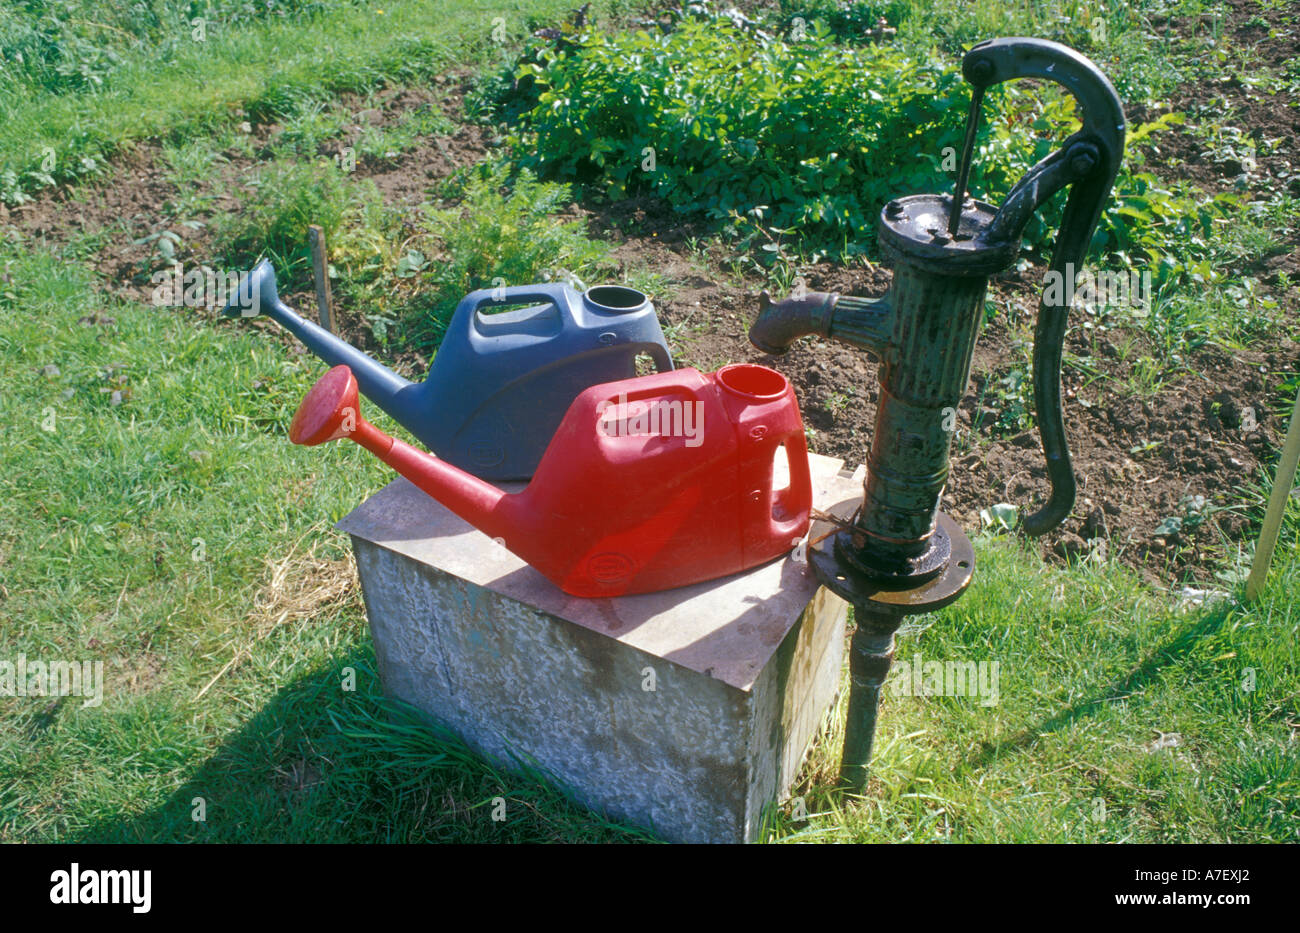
<box><xmin>291</xmin><ymin>363</ymin><xmax>812</xmax><ymax>597</ymax></box>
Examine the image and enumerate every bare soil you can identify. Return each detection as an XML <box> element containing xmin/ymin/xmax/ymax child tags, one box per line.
<box><xmin>591</xmin><ymin>217</ymin><xmax>1297</xmax><ymax>586</ymax></box>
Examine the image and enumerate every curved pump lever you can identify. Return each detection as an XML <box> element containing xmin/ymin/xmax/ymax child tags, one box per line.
<box><xmin>954</xmin><ymin>38</ymin><xmax>1126</xmax><ymax>535</ymax></box>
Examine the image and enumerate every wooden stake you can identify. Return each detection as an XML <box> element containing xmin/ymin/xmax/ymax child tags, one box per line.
<box><xmin>1245</xmin><ymin>386</ymin><xmax>1300</xmax><ymax>602</ymax></box>
<box><xmin>308</xmin><ymin>224</ymin><xmax>334</xmax><ymax>334</ymax></box>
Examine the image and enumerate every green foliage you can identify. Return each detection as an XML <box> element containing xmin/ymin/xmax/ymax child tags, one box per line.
<box><xmin>215</xmin><ymin>159</ymin><xmax>615</xmax><ymax>354</ymax></box>
<box><xmin>397</xmin><ymin>165</ymin><xmax>612</xmax><ymax>350</ymax></box>
<box><xmin>776</xmin><ymin>0</ymin><xmax>915</xmax><ymax>42</ymax></box>
<box><xmin>211</xmin><ymin>159</ymin><xmax>375</xmax><ymax>282</ymax></box>
<box><xmin>513</xmin><ymin>18</ymin><xmax>984</xmax><ymax>256</ymax></box>
<box><xmin>511</xmin><ymin>10</ymin><xmax>1235</xmax><ymax>279</ymax></box>
<box><xmin>430</xmin><ymin>166</ymin><xmax>603</xmax><ymax>291</ymax></box>
<box><xmin>1098</xmin><ymin>112</ymin><xmax>1237</xmax><ymax>281</ymax></box>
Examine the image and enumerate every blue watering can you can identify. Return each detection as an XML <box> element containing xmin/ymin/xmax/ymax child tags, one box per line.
<box><xmin>222</xmin><ymin>260</ymin><xmax>674</xmax><ymax>480</ymax></box>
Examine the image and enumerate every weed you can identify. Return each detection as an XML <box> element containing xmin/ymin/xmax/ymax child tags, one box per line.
<box><xmin>212</xmin><ymin>159</ymin><xmax>376</xmax><ymax>283</ymax></box>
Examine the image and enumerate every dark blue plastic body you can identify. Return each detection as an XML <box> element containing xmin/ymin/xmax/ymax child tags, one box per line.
<box><xmin>225</xmin><ymin>260</ymin><xmax>674</xmax><ymax>480</ymax></box>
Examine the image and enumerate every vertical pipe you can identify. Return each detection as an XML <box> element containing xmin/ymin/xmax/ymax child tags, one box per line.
<box><xmin>840</xmin><ymin>603</ymin><xmax>906</xmax><ymax>790</ymax></box>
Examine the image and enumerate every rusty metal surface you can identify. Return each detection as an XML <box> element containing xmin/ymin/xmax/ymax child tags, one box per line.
<box><xmin>809</xmin><ymin>511</ymin><xmax>975</xmax><ymax>614</ymax></box>
<box><xmin>839</xmin><ymin>602</ymin><xmax>906</xmax><ymax>791</ymax></box>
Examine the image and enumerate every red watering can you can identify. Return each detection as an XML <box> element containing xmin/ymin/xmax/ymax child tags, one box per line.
<box><xmin>290</xmin><ymin>363</ymin><xmax>813</xmax><ymax>596</ymax></box>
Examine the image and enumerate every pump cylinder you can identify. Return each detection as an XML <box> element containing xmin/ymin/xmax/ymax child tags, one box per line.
<box><xmin>855</xmin><ymin>262</ymin><xmax>988</xmax><ymax>555</ymax></box>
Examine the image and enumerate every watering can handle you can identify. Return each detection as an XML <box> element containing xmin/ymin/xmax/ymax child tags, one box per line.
<box><xmin>462</xmin><ymin>283</ymin><xmax>574</xmax><ymax>324</ymax></box>
<box><xmin>954</xmin><ymin>37</ymin><xmax>1125</xmax><ymax>536</ymax></box>
<box><xmin>630</xmin><ymin>341</ymin><xmax>674</xmax><ymax>374</ymax></box>
<box><xmin>772</xmin><ymin>431</ymin><xmax>813</xmax><ymax>542</ymax></box>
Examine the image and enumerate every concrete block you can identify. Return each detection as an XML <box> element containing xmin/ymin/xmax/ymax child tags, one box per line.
<box><xmin>337</xmin><ymin>453</ymin><xmax>863</xmax><ymax>843</ymax></box>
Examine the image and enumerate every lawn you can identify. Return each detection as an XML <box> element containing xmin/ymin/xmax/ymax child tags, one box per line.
<box><xmin>0</xmin><ymin>0</ymin><xmax>1296</xmax><ymax>843</ymax></box>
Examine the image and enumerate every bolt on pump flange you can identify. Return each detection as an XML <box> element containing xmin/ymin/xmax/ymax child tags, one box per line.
<box><xmin>749</xmin><ymin>37</ymin><xmax>1125</xmax><ymax>790</ymax></box>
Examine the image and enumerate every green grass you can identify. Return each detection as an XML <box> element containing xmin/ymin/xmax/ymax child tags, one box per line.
<box><xmin>0</xmin><ymin>0</ymin><xmax>1297</xmax><ymax>844</ymax></box>
<box><xmin>2</xmin><ymin>243</ymin><xmax>1295</xmax><ymax>843</ymax></box>
<box><xmin>766</xmin><ymin>535</ymin><xmax>1300</xmax><ymax>842</ymax></box>
<box><xmin>211</xmin><ymin>157</ymin><xmax>374</xmax><ymax>273</ymax></box>
<box><xmin>0</xmin><ymin>245</ymin><xmax>648</xmax><ymax>842</ymax></box>
<box><xmin>0</xmin><ymin>0</ymin><xmax>603</xmax><ymax>204</ymax></box>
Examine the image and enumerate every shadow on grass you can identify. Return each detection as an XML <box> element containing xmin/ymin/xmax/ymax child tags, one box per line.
<box><xmin>72</xmin><ymin>649</ymin><xmax>652</xmax><ymax>843</ymax></box>
<box><xmin>966</xmin><ymin>601</ymin><xmax>1235</xmax><ymax>769</ymax></box>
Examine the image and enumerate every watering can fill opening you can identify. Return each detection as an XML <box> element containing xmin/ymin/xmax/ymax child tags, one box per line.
<box><xmin>289</xmin><ymin>363</ymin><xmax>814</xmax><ymax>597</ymax></box>
<box><xmin>716</xmin><ymin>363</ymin><xmax>790</xmax><ymax>400</ymax></box>
<box><xmin>584</xmin><ymin>285</ymin><xmax>649</xmax><ymax>312</ymax></box>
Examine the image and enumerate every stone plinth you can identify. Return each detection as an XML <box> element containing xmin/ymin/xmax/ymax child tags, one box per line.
<box><xmin>338</xmin><ymin>454</ymin><xmax>862</xmax><ymax>843</ymax></box>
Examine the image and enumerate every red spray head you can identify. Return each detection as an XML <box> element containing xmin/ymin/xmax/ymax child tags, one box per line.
<box><xmin>290</xmin><ymin>365</ymin><xmax>363</xmax><ymax>446</ymax></box>
<box><xmin>289</xmin><ymin>364</ymin><xmax>398</xmax><ymax>461</ymax></box>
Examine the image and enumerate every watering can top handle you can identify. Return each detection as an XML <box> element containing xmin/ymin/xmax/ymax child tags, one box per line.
<box><xmin>955</xmin><ymin>38</ymin><xmax>1126</xmax><ymax>537</ymax></box>
<box><xmin>631</xmin><ymin>340</ymin><xmax>675</xmax><ymax>373</ymax></box>
<box><xmin>462</xmin><ymin>283</ymin><xmax>575</xmax><ymax>318</ymax></box>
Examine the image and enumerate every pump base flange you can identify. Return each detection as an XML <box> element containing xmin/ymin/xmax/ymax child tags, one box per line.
<box><xmin>837</xmin><ymin>521</ymin><xmax>952</xmax><ymax>583</ymax></box>
<box><xmin>810</xmin><ymin>511</ymin><xmax>975</xmax><ymax>614</ymax></box>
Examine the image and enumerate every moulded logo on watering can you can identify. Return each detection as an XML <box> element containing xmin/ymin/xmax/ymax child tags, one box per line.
<box><xmin>587</xmin><ymin>552</ymin><xmax>636</xmax><ymax>586</ymax></box>
<box><xmin>466</xmin><ymin>415</ymin><xmax>510</xmax><ymax>469</ymax></box>
<box><xmin>468</xmin><ymin>440</ymin><xmax>506</xmax><ymax>468</ymax></box>
<box><xmin>289</xmin><ymin>363</ymin><xmax>814</xmax><ymax>597</ymax></box>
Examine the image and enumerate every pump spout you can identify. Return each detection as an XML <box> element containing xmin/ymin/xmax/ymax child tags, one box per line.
<box><xmin>748</xmin><ymin>290</ymin><xmax>837</xmax><ymax>355</ymax></box>
<box><xmin>749</xmin><ymin>289</ymin><xmax>893</xmax><ymax>357</ymax></box>
<box><xmin>288</xmin><ymin>365</ymin><xmax>527</xmax><ymax>548</ymax></box>
<box><xmin>224</xmin><ymin>260</ymin><xmax>422</xmax><ymax>428</ymax></box>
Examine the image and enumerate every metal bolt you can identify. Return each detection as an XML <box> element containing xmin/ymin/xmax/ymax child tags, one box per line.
<box><xmin>1071</xmin><ymin>151</ymin><xmax>1097</xmax><ymax>176</ymax></box>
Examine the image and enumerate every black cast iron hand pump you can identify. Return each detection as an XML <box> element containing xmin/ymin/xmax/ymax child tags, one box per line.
<box><xmin>748</xmin><ymin>37</ymin><xmax>1125</xmax><ymax>789</ymax></box>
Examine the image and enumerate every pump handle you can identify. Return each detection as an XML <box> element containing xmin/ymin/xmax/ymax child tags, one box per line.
<box><xmin>957</xmin><ymin>37</ymin><xmax>1125</xmax><ymax>535</ymax></box>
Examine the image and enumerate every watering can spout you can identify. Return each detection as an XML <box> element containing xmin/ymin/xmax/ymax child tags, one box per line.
<box><xmin>227</xmin><ymin>263</ymin><xmax>675</xmax><ymax>478</ymax></box>
<box><xmin>223</xmin><ymin>260</ymin><xmax>417</xmax><ymax>422</ymax></box>
<box><xmin>289</xmin><ymin>365</ymin><xmax>524</xmax><ymax>544</ymax></box>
